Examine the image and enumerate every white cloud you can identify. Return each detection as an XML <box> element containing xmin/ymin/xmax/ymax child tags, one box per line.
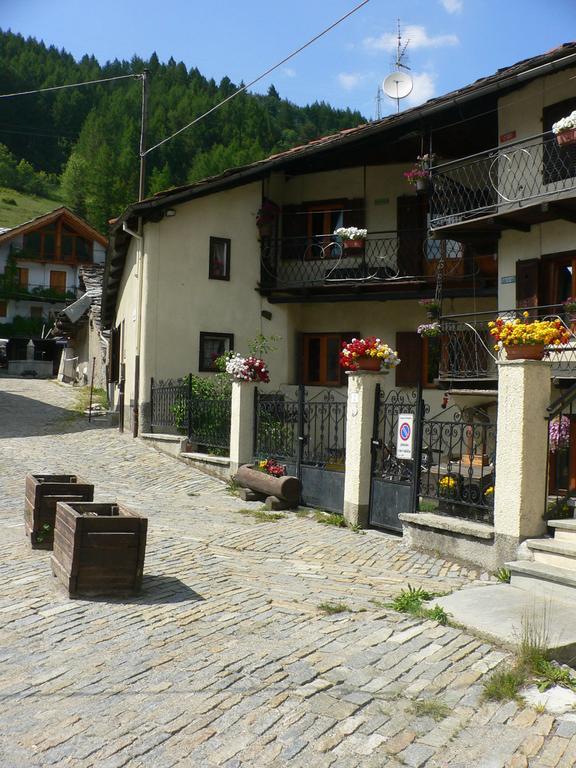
<box><xmin>405</xmin><ymin>72</ymin><xmax>436</xmax><ymax>107</ymax></box>
<box><xmin>364</xmin><ymin>25</ymin><xmax>459</xmax><ymax>52</ymax></box>
<box><xmin>440</xmin><ymin>0</ymin><xmax>463</xmax><ymax>12</ymax></box>
<box><xmin>337</xmin><ymin>72</ymin><xmax>366</xmax><ymax>91</ymax></box>
<box><xmin>282</xmin><ymin>67</ymin><xmax>296</xmax><ymax>78</ymax></box>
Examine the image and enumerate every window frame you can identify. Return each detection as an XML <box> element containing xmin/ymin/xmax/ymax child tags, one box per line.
<box><xmin>208</xmin><ymin>237</ymin><xmax>231</xmax><ymax>281</ymax></box>
<box><xmin>301</xmin><ymin>331</ymin><xmax>358</xmax><ymax>387</ymax></box>
<box><xmin>198</xmin><ymin>331</ymin><xmax>234</xmax><ymax>373</ymax></box>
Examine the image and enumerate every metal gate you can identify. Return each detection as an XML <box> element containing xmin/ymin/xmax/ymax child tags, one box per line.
<box><xmin>254</xmin><ymin>386</ymin><xmax>347</xmax><ymax>513</ymax></box>
<box><xmin>369</xmin><ymin>386</ymin><xmax>424</xmax><ymax>532</ymax></box>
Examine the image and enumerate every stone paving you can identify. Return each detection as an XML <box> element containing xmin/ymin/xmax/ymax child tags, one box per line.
<box><xmin>0</xmin><ymin>377</ymin><xmax>575</xmax><ymax>767</ymax></box>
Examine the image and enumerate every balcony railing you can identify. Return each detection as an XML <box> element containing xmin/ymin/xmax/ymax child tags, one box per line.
<box><xmin>429</xmin><ymin>131</ymin><xmax>576</xmax><ymax>230</ymax></box>
<box><xmin>9</xmin><ymin>243</ymin><xmax>93</xmax><ymax>263</ymax></box>
<box><xmin>439</xmin><ymin>305</ymin><xmax>576</xmax><ymax>381</ymax></box>
<box><xmin>0</xmin><ymin>281</ymin><xmax>77</xmax><ymax>302</ymax></box>
<box><xmin>260</xmin><ymin>232</ymin><xmax>464</xmax><ymax>290</ymax></box>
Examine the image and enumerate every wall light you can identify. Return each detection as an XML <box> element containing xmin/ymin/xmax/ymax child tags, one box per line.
<box><xmin>165</xmin><ymin>209</ymin><xmax>177</xmax><ymax>217</ymax></box>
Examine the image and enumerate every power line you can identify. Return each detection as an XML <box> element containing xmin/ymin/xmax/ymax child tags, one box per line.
<box><xmin>143</xmin><ymin>0</ymin><xmax>371</xmax><ymax>157</ymax></box>
<box><xmin>0</xmin><ymin>73</ymin><xmax>141</xmax><ymax>100</ymax></box>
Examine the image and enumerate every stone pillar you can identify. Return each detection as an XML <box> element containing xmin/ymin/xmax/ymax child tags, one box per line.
<box><xmin>343</xmin><ymin>371</ymin><xmax>388</xmax><ymax>527</ymax></box>
<box><xmin>494</xmin><ymin>359</ymin><xmax>551</xmax><ymax>547</ymax></box>
<box><xmin>229</xmin><ymin>381</ymin><xmax>257</xmax><ymax>476</ymax></box>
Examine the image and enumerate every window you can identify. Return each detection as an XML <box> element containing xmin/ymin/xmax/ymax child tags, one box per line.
<box><xmin>395</xmin><ymin>332</ymin><xmax>439</xmax><ymax>388</ymax></box>
<box><xmin>0</xmin><ymin>300</ymin><xmax>6</xmax><ymax>317</ymax></box>
<box><xmin>209</xmin><ymin>237</ymin><xmax>231</xmax><ymax>280</ymax></box>
<box><xmin>50</xmin><ymin>270</ymin><xmax>67</xmax><ymax>294</ymax></box>
<box><xmin>17</xmin><ymin>267</ymin><xmax>29</xmax><ymax>289</ymax></box>
<box><xmin>199</xmin><ymin>332</ymin><xmax>234</xmax><ymax>372</ymax></box>
<box><xmin>281</xmin><ymin>199</ymin><xmax>365</xmax><ymax>261</ymax></box>
<box><xmin>301</xmin><ymin>332</ymin><xmax>358</xmax><ymax>386</ymax></box>
<box><xmin>543</xmin><ymin>98</ymin><xmax>576</xmax><ymax>185</ymax></box>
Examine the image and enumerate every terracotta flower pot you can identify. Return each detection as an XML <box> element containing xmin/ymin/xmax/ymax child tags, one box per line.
<box><xmin>343</xmin><ymin>239</ymin><xmax>365</xmax><ymax>250</ymax></box>
<box><xmin>357</xmin><ymin>356</ymin><xmax>382</xmax><ymax>371</ymax></box>
<box><xmin>556</xmin><ymin>128</ymin><xmax>576</xmax><ymax>147</ymax></box>
<box><xmin>505</xmin><ymin>343</ymin><xmax>545</xmax><ymax>361</ymax></box>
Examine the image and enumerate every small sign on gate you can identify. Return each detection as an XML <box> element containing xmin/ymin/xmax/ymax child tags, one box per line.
<box><xmin>396</xmin><ymin>414</ymin><xmax>414</xmax><ymax>460</ymax></box>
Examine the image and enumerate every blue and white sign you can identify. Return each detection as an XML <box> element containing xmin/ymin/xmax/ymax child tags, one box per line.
<box><xmin>396</xmin><ymin>413</ymin><xmax>414</xmax><ymax>460</ymax></box>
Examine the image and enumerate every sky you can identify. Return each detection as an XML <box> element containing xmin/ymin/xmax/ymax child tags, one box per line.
<box><xmin>2</xmin><ymin>0</ymin><xmax>576</xmax><ymax>120</ymax></box>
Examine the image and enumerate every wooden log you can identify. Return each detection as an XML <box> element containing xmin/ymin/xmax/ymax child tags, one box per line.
<box><xmin>235</xmin><ymin>465</ymin><xmax>300</xmax><ymax>506</ymax></box>
<box><xmin>50</xmin><ymin>501</ymin><xmax>147</xmax><ymax>597</ymax></box>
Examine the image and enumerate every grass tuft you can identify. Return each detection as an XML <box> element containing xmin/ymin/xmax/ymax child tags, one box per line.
<box><xmin>410</xmin><ymin>698</ymin><xmax>451</xmax><ymax>722</ymax></box>
<box><xmin>482</xmin><ymin>668</ymin><xmax>526</xmax><ymax>702</ymax></box>
<box><xmin>315</xmin><ymin>512</ymin><xmax>347</xmax><ymax>528</ymax></box>
<box><xmin>495</xmin><ymin>567</ymin><xmax>511</xmax><ymax>584</ymax></box>
<box><xmin>237</xmin><ymin>509</ymin><xmax>285</xmax><ymax>523</ymax></box>
<box><xmin>72</xmin><ymin>386</ymin><xmax>109</xmax><ymax>414</ymax></box>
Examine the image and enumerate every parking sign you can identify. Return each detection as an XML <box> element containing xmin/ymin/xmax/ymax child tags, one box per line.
<box><xmin>396</xmin><ymin>414</ymin><xmax>414</xmax><ymax>460</ymax></box>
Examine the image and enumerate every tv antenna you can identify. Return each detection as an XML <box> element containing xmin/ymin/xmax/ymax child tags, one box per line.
<box><xmin>382</xmin><ymin>19</ymin><xmax>413</xmax><ymax>113</ymax></box>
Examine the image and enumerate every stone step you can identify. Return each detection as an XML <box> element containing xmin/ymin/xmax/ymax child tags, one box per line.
<box><xmin>548</xmin><ymin>518</ymin><xmax>576</xmax><ymax>544</ymax></box>
<box><xmin>508</xmin><ymin>559</ymin><xmax>576</xmax><ymax>603</ymax></box>
<box><xmin>525</xmin><ymin>538</ymin><xmax>576</xmax><ymax>570</ymax></box>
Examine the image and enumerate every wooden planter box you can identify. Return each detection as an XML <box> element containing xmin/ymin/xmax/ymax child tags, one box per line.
<box><xmin>50</xmin><ymin>502</ymin><xmax>148</xmax><ymax>597</ymax></box>
<box><xmin>25</xmin><ymin>473</ymin><xmax>94</xmax><ymax>550</ymax></box>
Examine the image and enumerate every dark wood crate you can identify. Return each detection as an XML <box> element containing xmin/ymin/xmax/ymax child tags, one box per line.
<box><xmin>25</xmin><ymin>473</ymin><xmax>94</xmax><ymax>550</ymax></box>
<box><xmin>50</xmin><ymin>502</ymin><xmax>148</xmax><ymax>597</ymax></box>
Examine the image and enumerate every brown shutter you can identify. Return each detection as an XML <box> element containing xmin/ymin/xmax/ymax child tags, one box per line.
<box><xmin>282</xmin><ymin>205</ymin><xmax>307</xmax><ymax>261</ymax></box>
<box><xmin>109</xmin><ymin>326</ymin><xmax>120</xmax><ymax>383</ymax></box>
<box><xmin>516</xmin><ymin>258</ymin><xmax>540</xmax><ymax>309</ymax></box>
<box><xmin>395</xmin><ymin>332</ymin><xmax>423</xmax><ymax>386</ymax></box>
<box><xmin>397</xmin><ymin>195</ymin><xmax>427</xmax><ymax>276</ymax></box>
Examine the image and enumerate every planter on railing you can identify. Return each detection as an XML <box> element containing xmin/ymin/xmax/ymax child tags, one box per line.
<box><xmin>24</xmin><ymin>473</ymin><xmax>94</xmax><ymax>550</ymax></box>
<box><xmin>50</xmin><ymin>501</ymin><xmax>147</xmax><ymax>596</ymax></box>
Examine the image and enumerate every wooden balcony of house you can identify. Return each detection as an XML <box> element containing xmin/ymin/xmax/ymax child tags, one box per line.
<box><xmin>0</xmin><ymin>279</ymin><xmax>78</xmax><ymax>303</ymax></box>
<box><xmin>438</xmin><ymin>305</ymin><xmax>576</xmax><ymax>385</ymax></box>
<box><xmin>429</xmin><ymin>131</ymin><xmax>576</xmax><ymax>239</ymax></box>
<box><xmin>9</xmin><ymin>241</ymin><xmax>93</xmax><ymax>265</ymax></box>
<box><xmin>259</xmin><ymin>231</ymin><xmax>498</xmax><ymax>302</ymax></box>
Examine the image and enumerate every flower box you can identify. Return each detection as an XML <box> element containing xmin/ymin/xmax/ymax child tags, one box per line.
<box><xmin>50</xmin><ymin>501</ymin><xmax>147</xmax><ymax>597</ymax></box>
<box><xmin>24</xmin><ymin>473</ymin><xmax>94</xmax><ymax>550</ymax></box>
<box><xmin>557</xmin><ymin>128</ymin><xmax>576</xmax><ymax>147</ymax></box>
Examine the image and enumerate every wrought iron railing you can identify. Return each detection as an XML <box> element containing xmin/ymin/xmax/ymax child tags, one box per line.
<box><xmin>439</xmin><ymin>305</ymin><xmax>576</xmax><ymax>380</ymax></box>
<box><xmin>260</xmin><ymin>232</ymin><xmax>463</xmax><ymax>290</ymax></box>
<box><xmin>420</xmin><ymin>409</ymin><xmax>496</xmax><ymax>524</ymax></box>
<box><xmin>254</xmin><ymin>386</ymin><xmax>347</xmax><ymax>468</ymax></box>
<box><xmin>0</xmin><ymin>281</ymin><xmax>77</xmax><ymax>301</ymax></box>
<box><xmin>430</xmin><ymin>131</ymin><xmax>576</xmax><ymax>229</ymax></box>
<box><xmin>150</xmin><ymin>376</ymin><xmax>231</xmax><ymax>453</ymax></box>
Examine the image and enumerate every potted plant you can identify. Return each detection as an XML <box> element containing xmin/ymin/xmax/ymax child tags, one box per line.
<box><xmin>257</xmin><ymin>458</ymin><xmax>287</xmax><ymax>477</ymax></box>
<box><xmin>225</xmin><ymin>353</ymin><xmax>270</xmax><ymax>383</ymax></box>
<box><xmin>404</xmin><ymin>154</ymin><xmax>434</xmax><ymax>192</ymax></box>
<box><xmin>552</xmin><ymin>111</ymin><xmax>576</xmax><ymax>147</ymax></box>
<box><xmin>333</xmin><ymin>226</ymin><xmax>368</xmax><ymax>251</ymax></box>
<box><xmin>488</xmin><ymin>311</ymin><xmax>571</xmax><ymax>360</ymax></box>
<box><xmin>418</xmin><ymin>298</ymin><xmax>441</xmax><ymax>320</ymax></box>
<box><xmin>339</xmin><ymin>337</ymin><xmax>401</xmax><ymax>372</ymax></box>
<box><xmin>417</xmin><ymin>322</ymin><xmax>441</xmax><ymax>338</ymax></box>
<box><xmin>256</xmin><ymin>198</ymin><xmax>279</xmax><ymax>239</ymax></box>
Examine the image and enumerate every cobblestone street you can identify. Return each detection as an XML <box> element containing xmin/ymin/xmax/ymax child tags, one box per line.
<box><xmin>0</xmin><ymin>377</ymin><xmax>574</xmax><ymax>767</ymax></box>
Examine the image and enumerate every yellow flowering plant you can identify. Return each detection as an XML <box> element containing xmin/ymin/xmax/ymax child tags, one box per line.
<box><xmin>339</xmin><ymin>337</ymin><xmax>401</xmax><ymax>371</ymax></box>
<box><xmin>488</xmin><ymin>312</ymin><xmax>571</xmax><ymax>349</ymax></box>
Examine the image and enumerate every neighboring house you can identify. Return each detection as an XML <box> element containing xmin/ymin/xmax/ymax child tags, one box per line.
<box><xmin>51</xmin><ymin>264</ymin><xmax>108</xmax><ymax>390</ymax></box>
<box><xmin>0</xmin><ymin>207</ymin><xmax>107</xmax><ymax>333</ymax></box>
<box><xmin>102</xmin><ymin>42</ymin><xmax>576</xmax><ymax>441</ymax></box>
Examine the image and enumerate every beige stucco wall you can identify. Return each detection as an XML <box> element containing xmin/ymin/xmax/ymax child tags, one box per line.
<box><xmin>112</xmin><ymin>237</ymin><xmax>139</xmax><ymax>427</ymax></box>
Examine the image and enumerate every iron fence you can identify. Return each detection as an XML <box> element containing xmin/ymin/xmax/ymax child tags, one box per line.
<box><xmin>150</xmin><ymin>376</ymin><xmax>231</xmax><ymax>453</ymax></box>
<box><xmin>546</xmin><ymin>383</ymin><xmax>576</xmax><ymax>520</ymax></box>
<box><xmin>439</xmin><ymin>305</ymin><xmax>576</xmax><ymax>381</ymax></box>
<box><xmin>419</xmin><ymin>410</ymin><xmax>496</xmax><ymax>524</ymax></box>
<box><xmin>260</xmin><ymin>232</ymin><xmax>463</xmax><ymax>290</ymax></box>
<box><xmin>430</xmin><ymin>130</ymin><xmax>576</xmax><ymax>229</ymax></box>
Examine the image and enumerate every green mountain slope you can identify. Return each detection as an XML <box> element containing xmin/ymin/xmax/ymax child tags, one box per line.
<box><xmin>0</xmin><ymin>187</ymin><xmax>62</xmax><ymax>229</ymax></box>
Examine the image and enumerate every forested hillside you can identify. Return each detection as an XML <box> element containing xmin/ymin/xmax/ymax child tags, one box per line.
<box><xmin>0</xmin><ymin>30</ymin><xmax>365</xmax><ymax>231</ymax></box>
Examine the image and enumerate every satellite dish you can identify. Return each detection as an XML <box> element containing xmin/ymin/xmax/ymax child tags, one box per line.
<box><xmin>383</xmin><ymin>70</ymin><xmax>413</xmax><ymax>101</ymax></box>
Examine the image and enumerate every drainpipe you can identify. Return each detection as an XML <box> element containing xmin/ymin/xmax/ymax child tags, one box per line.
<box><xmin>122</xmin><ymin>221</ymin><xmax>144</xmax><ymax>437</ymax></box>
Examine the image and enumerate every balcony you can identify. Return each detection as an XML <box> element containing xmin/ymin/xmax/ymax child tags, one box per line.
<box><xmin>259</xmin><ymin>232</ymin><xmax>480</xmax><ymax>298</ymax></box>
<box><xmin>9</xmin><ymin>243</ymin><xmax>93</xmax><ymax>264</ymax></box>
<box><xmin>0</xmin><ymin>281</ymin><xmax>78</xmax><ymax>303</ymax></box>
<box><xmin>429</xmin><ymin>131</ymin><xmax>576</xmax><ymax>237</ymax></box>
<box><xmin>439</xmin><ymin>305</ymin><xmax>576</xmax><ymax>382</ymax></box>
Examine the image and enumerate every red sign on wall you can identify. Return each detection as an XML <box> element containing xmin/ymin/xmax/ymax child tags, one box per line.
<box><xmin>500</xmin><ymin>130</ymin><xmax>517</xmax><ymax>143</ymax></box>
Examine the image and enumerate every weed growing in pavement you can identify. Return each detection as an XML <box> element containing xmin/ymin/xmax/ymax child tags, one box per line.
<box><xmin>494</xmin><ymin>567</ymin><xmax>511</xmax><ymax>584</ymax></box>
<box><xmin>226</xmin><ymin>479</ymin><xmax>241</xmax><ymax>497</ymax></box>
<box><xmin>72</xmin><ymin>386</ymin><xmax>109</xmax><ymax>414</ymax></box>
<box><xmin>389</xmin><ymin>584</ymin><xmax>449</xmax><ymax>626</ymax></box>
<box><xmin>409</xmin><ymin>698</ymin><xmax>451</xmax><ymax>722</ymax></box>
<box><xmin>318</xmin><ymin>602</ymin><xmax>351</xmax><ymax>615</ymax></box>
<box><xmin>237</xmin><ymin>509</ymin><xmax>285</xmax><ymax>523</ymax></box>
<box><xmin>295</xmin><ymin>509</ymin><xmax>313</xmax><ymax>518</ymax></box>
<box><xmin>424</xmin><ymin>605</ymin><xmax>449</xmax><ymax>625</ymax></box>
<box><xmin>482</xmin><ymin>668</ymin><xmax>526</xmax><ymax>702</ymax></box>
<box><xmin>315</xmin><ymin>512</ymin><xmax>347</xmax><ymax>527</ymax></box>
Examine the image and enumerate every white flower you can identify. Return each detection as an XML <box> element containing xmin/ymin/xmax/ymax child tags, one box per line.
<box><xmin>333</xmin><ymin>226</ymin><xmax>368</xmax><ymax>241</ymax></box>
<box><xmin>553</xmin><ymin>110</ymin><xmax>576</xmax><ymax>134</ymax></box>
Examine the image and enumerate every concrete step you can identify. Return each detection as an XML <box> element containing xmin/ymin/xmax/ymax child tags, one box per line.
<box><xmin>436</xmin><ymin>584</ymin><xmax>576</xmax><ymax>662</ymax></box>
<box><xmin>548</xmin><ymin>518</ymin><xmax>576</xmax><ymax>544</ymax></box>
<box><xmin>525</xmin><ymin>538</ymin><xmax>576</xmax><ymax>571</ymax></box>
<box><xmin>508</xmin><ymin>559</ymin><xmax>576</xmax><ymax>603</ymax></box>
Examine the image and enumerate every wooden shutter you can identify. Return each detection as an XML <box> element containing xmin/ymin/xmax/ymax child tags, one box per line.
<box><xmin>397</xmin><ymin>195</ymin><xmax>427</xmax><ymax>276</ymax></box>
<box><xmin>281</xmin><ymin>205</ymin><xmax>307</xmax><ymax>261</ymax></box>
<box><xmin>395</xmin><ymin>332</ymin><xmax>423</xmax><ymax>386</ymax></box>
<box><xmin>109</xmin><ymin>326</ymin><xmax>120</xmax><ymax>383</ymax></box>
<box><xmin>50</xmin><ymin>270</ymin><xmax>67</xmax><ymax>293</ymax></box>
<box><xmin>516</xmin><ymin>258</ymin><xmax>540</xmax><ymax>309</ymax></box>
